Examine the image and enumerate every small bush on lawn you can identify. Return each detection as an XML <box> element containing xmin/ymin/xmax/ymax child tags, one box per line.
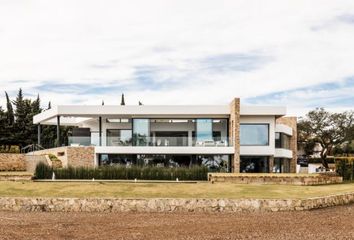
<box><xmin>34</xmin><ymin>164</ymin><xmax>208</xmax><ymax>181</ymax></box>
<box><xmin>34</xmin><ymin>162</ymin><xmax>53</xmax><ymax>179</ymax></box>
<box><xmin>336</xmin><ymin>159</ymin><xmax>354</xmax><ymax>181</ymax></box>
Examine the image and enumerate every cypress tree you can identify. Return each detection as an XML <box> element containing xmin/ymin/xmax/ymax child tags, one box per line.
<box><xmin>32</xmin><ymin>94</ymin><xmax>41</xmax><ymax>114</ymax></box>
<box><xmin>121</xmin><ymin>93</ymin><xmax>125</xmax><ymax>105</ymax></box>
<box><xmin>0</xmin><ymin>107</ymin><xmax>6</xmax><ymax>147</ymax></box>
<box><xmin>13</xmin><ymin>89</ymin><xmax>30</xmax><ymax>148</ymax></box>
<box><xmin>5</xmin><ymin>92</ymin><xmax>14</xmax><ymax>125</ymax></box>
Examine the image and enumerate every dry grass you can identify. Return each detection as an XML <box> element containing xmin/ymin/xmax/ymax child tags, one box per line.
<box><xmin>0</xmin><ymin>181</ymin><xmax>353</xmax><ymax>199</ymax></box>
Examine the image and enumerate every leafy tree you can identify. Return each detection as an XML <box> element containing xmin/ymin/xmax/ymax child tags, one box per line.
<box><xmin>298</xmin><ymin>108</ymin><xmax>354</xmax><ymax>169</ymax></box>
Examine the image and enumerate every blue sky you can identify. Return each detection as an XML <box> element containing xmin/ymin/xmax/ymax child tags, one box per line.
<box><xmin>0</xmin><ymin>0</ymin><xmax>354</xmax><ymax>116</ymax></box>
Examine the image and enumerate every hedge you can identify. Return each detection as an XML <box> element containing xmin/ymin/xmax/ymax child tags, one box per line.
<box><xmin>34</xmin><ymin>162</ymin><xmax>208</xmax><ymax>181</ymax></box>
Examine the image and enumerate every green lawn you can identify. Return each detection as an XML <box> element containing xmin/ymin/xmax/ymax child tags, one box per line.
<box><xmin>0</xmin><ymin>181</ymin><xmax>353</xmax><ymax>199</ymax></box>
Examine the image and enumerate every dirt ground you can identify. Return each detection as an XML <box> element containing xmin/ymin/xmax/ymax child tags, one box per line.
<box><xmin>0</xmin><ymin>205</ymin><xmax>353</xmax><ymax>240</ymax></box>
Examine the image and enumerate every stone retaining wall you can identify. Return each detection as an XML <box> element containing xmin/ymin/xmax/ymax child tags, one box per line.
<box><xmin>0</xmin><ymin>193</ymin><xmax>353</xmax><ymax>213</ymax></box>
<box><xmin>0</xmin><ymin>154</ymin><xmax>26</xmax><ymax>171</ymax></box>
<box><xmin>29</xmin><ymin>146</ymin><xmax>95</xmax><ymax>168</ymax></box>
<box><xmin>208</xmin><ymin>173</ymin><xmax>343</xmax><ymax>185</ymax></box>
<box><xmin>0</xmin><ymin>173</ymin><xmax>33</xmax><ymax>181</ymax></box>
<box><xmin>24</xmin><ymin>155</ymin><xmax>48</xmax><ymax>172</ymax></box>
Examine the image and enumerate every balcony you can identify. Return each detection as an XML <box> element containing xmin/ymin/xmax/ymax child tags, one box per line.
<box><xmin>68</xmin><ymin>136</ymin><xmax>233</xmax><ymax>147</ymax></box>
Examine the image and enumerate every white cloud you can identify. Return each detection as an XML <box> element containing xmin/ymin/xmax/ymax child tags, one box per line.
<box><xmin>0</xmin><ymin>0</ymin><xmax>354</xmax><ymax>115</ymax></box>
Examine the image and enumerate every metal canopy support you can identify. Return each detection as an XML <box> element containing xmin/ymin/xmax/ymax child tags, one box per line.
<box><xmin>37</xmin><ymin>124</ymin><xmax>41</xmax><ymax>145</ymax></box>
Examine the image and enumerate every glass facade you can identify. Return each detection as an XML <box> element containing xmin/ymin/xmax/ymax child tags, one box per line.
<box><xmin>69</xmin><ymin>118</ymin><xmax>230</xmax><ymax>147</ymax></box>
<box><xmin>240</xmin><ymin>124</ymin><xmax>269</xmax><ymax>146</ymax></box>
<box><xmin>240</xmin><ymin>156</ymin><xmax>269</xmax><ymax>173</ymax></box>
<box><xmin>98</xmin><ymin>154</ymin><xmax>231</xmax><ymax>172</ymax></box>
<box><xmin>133</xmin><ymin>119</ymin><xmax>150</xmax><ymax>146</ymax></box>
<box><xmin>275</xmin><ymin>132</ymin><xmax>290</xmax><ymax>149</ymax></box>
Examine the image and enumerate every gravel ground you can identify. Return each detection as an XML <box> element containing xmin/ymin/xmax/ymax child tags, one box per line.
<box><xmin>0</xmin><ymin>205</ymin><xmax>353</xmax><ymax>240</ymax></box>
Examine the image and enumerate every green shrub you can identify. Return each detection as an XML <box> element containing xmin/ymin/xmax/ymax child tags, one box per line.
<box><xmin>336</xmin><ymin>159</ymin><xmax>354</xmax><ymax>181</ymax></box>
<box><xmin>0</xmin><ymin>145</ymin><xmax>20</xmax><ymax>153</ymax></box>
<box><xmin>48</xmin><ymin>154</ymin><xmax>59</xmax><ymax>161</ymax></box>
<box><xmin>35</xmin><ymin>164</ymin><xmax>208</xmax><ymax>181</ymax></box>
<box><xmin>34</xmin><ymin>162</ymin><xmax>53</xmax><ymax>179</ymax></box>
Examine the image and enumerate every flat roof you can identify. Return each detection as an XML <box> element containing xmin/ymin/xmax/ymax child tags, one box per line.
<box><xmin>33</xmin><ymin>105</ymin><xmax>287</xmax><ymax>124</ymax></box>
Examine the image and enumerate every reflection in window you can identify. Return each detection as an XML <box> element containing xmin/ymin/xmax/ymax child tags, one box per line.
<box><xmin>99</xmin><ymin>154</ymin><xmax>136</xmax><ymax>166</ymax></box>
<box><xmin>98</xmin><ymin>154</ymin><xmax>230</xmax><ymax>172</ymax></box>
<box><xmin>240</xmin><ymin>124</ymin><xmax>269</xmax><ymax>146</ymax></box>
<box><xmin>273</xmin><ymin>158</ymin><xmax>291</xmax><ymax>173</ymax></box>
<box><xmin>91</xmin><ymin>132</ymin><xmax>100</xmax><ymax>146</ymax></box>
<box><xmin>196</xmin><ymin>119</ymin><xmax>213</xmax><ymax>142</ymax></box>
<box><xmin>133</xmin><ymin>119</ymin><xmax>150</xmax><ymax>146</ymax></box>
<box><xmin>275</xmin><ymin>132</ymin><xmax>290</xmax><ymax>149</ymax></box>
<box><xmin>107</xmin><ymin>129</ymin><xmax>132</xmax><ymax>146</ymax></box>
<box><xmin>240</xmin><ymin>156</ymin><xmax>269</xmax><ymax>173</ymax></box>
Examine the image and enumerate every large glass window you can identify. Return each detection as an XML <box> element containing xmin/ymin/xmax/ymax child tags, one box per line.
<box><xmin>240</xmin><ymin>156</ymin><xmax>269</xmax><ymax>173</ymax></box>
<box><xmin>193</xmin><ymin>155</ymin><xmax>230</xmax><ymax>172</ymax></box>
<box><xmin>240</xmin><ymin>124</ymin><xmax>269</xmax><ymax>146</ymax></box>
<box><xmin>196</xmin><ymin>119</ymin><xmax>213</xmax><ymax>142</ymax></box>
<box><xmin>273</xmin><ymin>158</ymin><xmax>291</xmax><ymax>173</ymax></box>
<box><xmin>133</xmin><ymin>119</ymin><xmax>150</xmax><ymax>146</ymax></box>
<box><xmin>98</xmin><ymin>154</ymin><xmax>230</xmax><ymax>172</ymax></box>
<box><xmin>107</xmin><ymin>129</ymin><xmax>132</xmax><ymax>146</ymax></box>
<box><xmin>99</xmin><ymin>154</ymin><xmax>136</xmax><ymax>166</ymax></box>
<box><xmin>91</xmin><ymin>132</ymin><xmax>100</xmax><ymax>146</ymax></box>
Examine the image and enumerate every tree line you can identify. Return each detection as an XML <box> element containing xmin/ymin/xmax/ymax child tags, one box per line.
<box><xmin>0</xmin><ymin>89</ymin><xmax>70</xmax><ymax>152</ymax></box>
<box><xmin>298</xmin><ymin>108</ymin><xmax>354</xmax><ymax>169</ymax></box>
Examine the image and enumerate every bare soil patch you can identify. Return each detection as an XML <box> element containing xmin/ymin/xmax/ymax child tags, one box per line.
<box><xmin>0</xmin><ymin>204</ymin><xmax>353</xmax><ymax>239</ymax></box>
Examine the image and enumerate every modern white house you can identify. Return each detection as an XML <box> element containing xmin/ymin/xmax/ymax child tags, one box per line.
<box><xmin>32</xmin><ymin>98</ymin><xmax>297</xmax><ymax>173</ymax></box>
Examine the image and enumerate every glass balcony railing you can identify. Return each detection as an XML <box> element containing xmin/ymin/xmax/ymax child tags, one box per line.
<box><xmin>68</xmin><ymin>136</ymin><xmax>233</xmax><ymax>147</ymax></box>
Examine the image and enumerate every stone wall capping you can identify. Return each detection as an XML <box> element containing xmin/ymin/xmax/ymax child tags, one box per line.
<box><xmin>208</xmin><ymin>173</ymin><xmax>343</xmax><ymax>185</ymax></box>
<box><xmin>0</xmin><ymin>192</ymin><xmax>353</xmax><ymax>213</ymax></box>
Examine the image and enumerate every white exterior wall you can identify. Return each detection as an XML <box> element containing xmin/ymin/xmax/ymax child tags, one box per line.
<box><xmin>239</xmin><ymin>116</ymin><xmax>276</xmax><ymax>156</ymax></box>
<box><xmin>274</xmin><ymin>148</ymin><xmax>293</xmax><ymax>158</ymax></box>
